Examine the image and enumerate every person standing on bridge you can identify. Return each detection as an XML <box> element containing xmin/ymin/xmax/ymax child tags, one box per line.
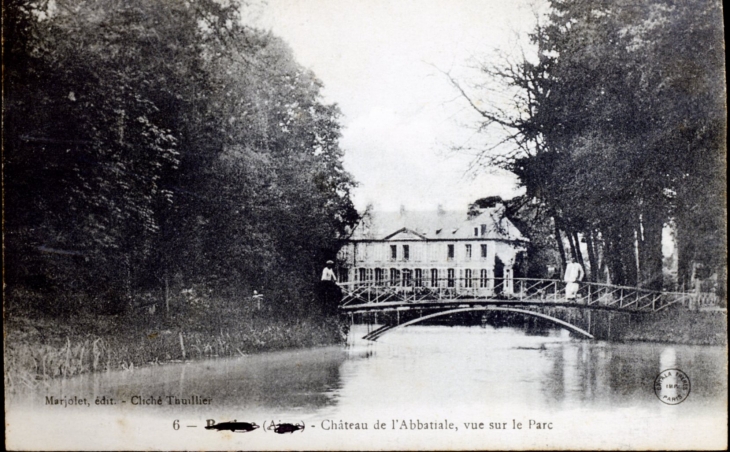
<box><xmin>321</xmin><ymin>260</ymin><xmax>338</xmax><ymax>284</ymax></box>
<box><xmin>564</xmin><ymin>256</ymin><xmax>585</xmax><ymax>301</ymax></box>
<box><xmin>320</xmin><ymin>260</ymin><xmax>341</xmax><ymax>314</ymax></box>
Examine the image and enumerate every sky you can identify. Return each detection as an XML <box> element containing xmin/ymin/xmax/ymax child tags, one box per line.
<box><xmin>250</xmin><ymin>0</ymin><xmax>547</xmax><ymax>211</ymax></box>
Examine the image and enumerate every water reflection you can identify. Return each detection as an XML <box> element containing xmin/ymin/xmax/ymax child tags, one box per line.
<box><xmin>6</xmin><ymin>324</ymin><xmax>727</xmax><ymax>450</ymax></box>
<box><xmin>8</xmin><ymin>325</ymin><xmax>727</xmax><ymax>418</ymax></box>
<box><xmin>12</xmin><ymin>347</ymin><xmax>347</xmax><ymax>414</ymax></box>
<box><xmin>337</xmin><ymin>325</ymin><xmax>726</xmax><ymax>417</ymax></box>
<box><xmin>660</xmin><ymin>347</ymin><xmax>677</xmax><ymax>370</ymax></box>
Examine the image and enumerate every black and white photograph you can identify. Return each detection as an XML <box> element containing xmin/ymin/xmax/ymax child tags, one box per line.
<box><xmin>3</xmin><ymin>0</ymin><xmax>727</xmax><ymax>450</ymax></box>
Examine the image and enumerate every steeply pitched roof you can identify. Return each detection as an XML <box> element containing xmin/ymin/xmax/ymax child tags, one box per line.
<box><xmin>350</xmin><ymin>207</ymin><xmax>527</xmax><ymax>242</ymax></box>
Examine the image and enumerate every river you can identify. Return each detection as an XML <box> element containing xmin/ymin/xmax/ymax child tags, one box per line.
<box><xmin>6</xmin><ymin>324</ymin><xmax>728</xmax><ymax>450</ymax></box>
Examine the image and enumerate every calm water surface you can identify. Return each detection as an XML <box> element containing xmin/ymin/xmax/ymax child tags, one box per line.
<box><xmin>7</xmin><ymin>325</ymin><xmax>728</xmax><ymax>450</ymax></box>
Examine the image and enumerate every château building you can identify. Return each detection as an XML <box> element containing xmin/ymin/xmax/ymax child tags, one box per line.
<box><xmin>337</xmin><ymin>205</ymin><xmax>529</xmax><ymax>294</ymax></box>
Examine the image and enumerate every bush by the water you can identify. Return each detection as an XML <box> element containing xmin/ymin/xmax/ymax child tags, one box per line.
<box><xmin>4</xmin><ymin>289</ymin><xmax>346</xmax><ymax>393</ymax></box>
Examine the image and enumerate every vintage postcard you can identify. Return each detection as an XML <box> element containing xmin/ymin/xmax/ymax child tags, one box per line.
<box><xmin>4</xmin><ymin>0</ymin><xmax>727</xmax><ymax>450</ymax></box>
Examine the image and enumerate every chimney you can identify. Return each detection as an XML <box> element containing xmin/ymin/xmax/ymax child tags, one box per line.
<box><xmin>400</xmin><ymin>204</ymin><xmax>406</xmax><ymax>217</ymax></box>
<box><xmin>437</xmin><ymin>204</ymin><xmax>445</xmax><ymax>216</ymax></box>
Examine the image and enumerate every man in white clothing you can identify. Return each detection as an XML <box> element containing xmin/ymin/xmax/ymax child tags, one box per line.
<box><xmin>321</xmin><ymin>260</ymin><xmax>337</xmax><ymax>282</ymax></box>
<box><xmin>564</xmin><ymin>257</ymin><xmax>585</xmax><ymax>300</ymax></box>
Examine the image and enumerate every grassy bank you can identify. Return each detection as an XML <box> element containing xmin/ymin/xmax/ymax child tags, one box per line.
<box><xmin>4</xmin><ymin>293</ymin><xmax>346</xmax><ymax>392</ymax></box>
<box><xmin>617</xmin><ymin>308</ymin><xmax>727</xmax><ymax>346</ymax></box>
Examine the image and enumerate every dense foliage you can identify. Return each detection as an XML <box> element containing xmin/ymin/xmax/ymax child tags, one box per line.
<box><xmin>4</xmin><ymin>0</ymin><xmax>359</xmax><ymax>317</ymax></box>
<box><xmin>457</xmin><ymin>0</ymin><xmax>725</xmax><ymax>291</ymax></box>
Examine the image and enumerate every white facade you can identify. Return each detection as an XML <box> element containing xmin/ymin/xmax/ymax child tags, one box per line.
<box><xmin>338</xmin><ymin>207</ymin><xmax>528</xmax><ymax>294</ymax></box>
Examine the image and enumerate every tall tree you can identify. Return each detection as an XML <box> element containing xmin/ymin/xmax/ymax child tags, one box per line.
<box><xmin>4</xmin><ymin>0</ymin><xmax>359</xmax><ymax>315</ymax></box>
<box><xmin>452</xmin><ymin>0</ymin><xmax>725</xmax><ymax>290</ymax></box>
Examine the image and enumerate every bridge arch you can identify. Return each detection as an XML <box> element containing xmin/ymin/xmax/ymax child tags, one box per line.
<box><xmin>363</xmin><ymin>306</ymin><xmax>594</xmax><ymax>341</ymax></box>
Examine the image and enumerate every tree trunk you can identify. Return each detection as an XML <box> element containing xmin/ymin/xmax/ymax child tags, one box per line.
<box><xmin>572</xmin><ymin>231</ymin><xmax>586</xmax><ymax>269</ymax></box>
<box><xmin>165</xmin><ymin>273</ymin><xmax>170</xmax><ymax>316</ymax></box>
<box><xmin>620</xmin><ymin>223</ymin><xmax>639</xmax><ymax>287</ymax></box>
<box><xmin>605</xmin><ymin>229</ymin><xmax>622</xmax><ymax>286</ymax></box>
<box><xmin>590</xmin><ymin>231</ymin><xmax>608</xmax><ymax>283</ymax></box>
<box><xmin>567</xmin><ymin>229</ymin><xmax>578</xmax><ymax>260</ymax></box>
<box><xmin>554</xmin><ymin>219</ymin><xmax>567</xmax><ymax>271</ymax></box>
<box><xmin>605</xmin><ymin>223</ymin><xmax>637</xmax><ymax>287</ymax></box>
<box><xmin>585</xmin><ymin>230</ymin><xmax>599</xmax><ymax>283</ymax></box>
<box><xmin>638</xmin><ymin>209</ymin><xmax>664</xmax><ymax>291</ymax></box>
<box><xmin>675</xmin><ymin>220</ymin><xmax>694</xmax><ymax>290</ymax></box>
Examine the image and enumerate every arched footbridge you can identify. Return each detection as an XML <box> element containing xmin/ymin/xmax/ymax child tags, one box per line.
<box><xmin>338</xmin><ymin>278</ymin><xmax>719</xmax><ymax>341</ymax></box>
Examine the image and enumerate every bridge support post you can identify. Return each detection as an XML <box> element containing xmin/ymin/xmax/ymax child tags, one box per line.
<box><xmin>587</xmin><ymin>310</ymin><xmax>591</xmax><ymax>335</ymax></box>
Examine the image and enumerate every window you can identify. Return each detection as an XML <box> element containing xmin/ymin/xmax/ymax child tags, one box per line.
<box><xmin>375</xmin><ymin>268</ymin><xmax>384</xmax><ymax>284</ymax></box>
<box><xmin>390</xmin><ymin>268</ymin><xmax>400</xmax><ymax>286</ymax></box>
<box><xmin>481</xmin><ymin>244</ymin><xmax>488</xmax><ymax>259</ymax></box>
<box><xmin>431</xmin><ymin>268</ymin><xmax>439</xmax><ymax>287</ymax></box>
<box><xmin>465</xmin><ymin>244</ymin><xmax>472</xmax><ymax>260</ymax></box>
<box><xmin>480</xmin><ymin>269</ymin><xmax>488</xmax><ymax>288</ymax></box>
<box><xmin>465</xmin><ymin>269</ymin><xmax>473</xmax><ymax>287</ymax></box>
<box><xmin>358</xmin><ymin>268</ymin><xmax>367</xmax><ymax>282</ymax></box>
<box><xmin>390</xmin><ymin>245</ymin><xmax>397</xmax><ymax>260</ymax></box>
<box><xmin>447</xmin><ymin>269</ymin><xmax>455</xmax><ymax>287</ymax></box>
<box><xmin>367</xmin><ymin>268</ymin><xmax>374</xmax><ymax>282</ymax></box>
<box><xmin>403</xmin><ymin>244</ymin><xmax>410</xmax><ymax>261</ymax></box>
<box><xmin>403</xmin><ymin>269</ymin><xmax>412</xmax><ymax>286</ymax></box>
<box><xmin>474</xmin><ymin>227</ymin><xmax>479</xmax><ymax>237</ymax></box>
<box><xmin>414</xmin><ymin>269</ymin><xmax>423</xmax><ymax>287</ymax></box>
<box><xmin>481</xmin><ymin>224</ymin><xmax>487</xmax><ymax>235</ymax></box>
<box><xmin>447</xmin><ymin>244</ymin><xmax>455</xmax><ymax>260</ymax></box>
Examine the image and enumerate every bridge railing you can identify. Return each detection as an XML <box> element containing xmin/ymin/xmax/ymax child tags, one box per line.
<box><xmin>339</xmin><ymin>277</ymin><xmax>720</xmax><ymax>312</ymax></box>
<box><xmin>339</xmin><ymin>277</ymin><xmax>561</xmax><ymax>307</ymax></box>
<box><xmin>577</xmin><ymin>281</ymin><xmax>667</xmax><ymax>310</ymax></box>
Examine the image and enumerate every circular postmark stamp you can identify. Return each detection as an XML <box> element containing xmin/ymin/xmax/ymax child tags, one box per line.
<box><xmin>654</xmin><ymin>369</ymin><xmax>691</xmax><ymax>405</ymax></box>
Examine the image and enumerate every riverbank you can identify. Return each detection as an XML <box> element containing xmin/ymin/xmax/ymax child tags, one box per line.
<box><xmin>618</xmin><ymin>308</ymin><xmax>727</xmax><ymax>346</ymax></box>
<box><xmin>4</xmin><ymin>297</ymin><xmax>346</xmax><ymax>392</ymax></box>
<box><xmin>412</xmin><ymin>306</ymin><xmax>727</xmax><ymax>346</ymax></box>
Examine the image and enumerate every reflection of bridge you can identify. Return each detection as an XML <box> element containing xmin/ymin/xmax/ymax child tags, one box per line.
<box><xmin>339</xmin><ymin>278</ymin><xmax>718</xmax><ymax>341</ymax></box>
